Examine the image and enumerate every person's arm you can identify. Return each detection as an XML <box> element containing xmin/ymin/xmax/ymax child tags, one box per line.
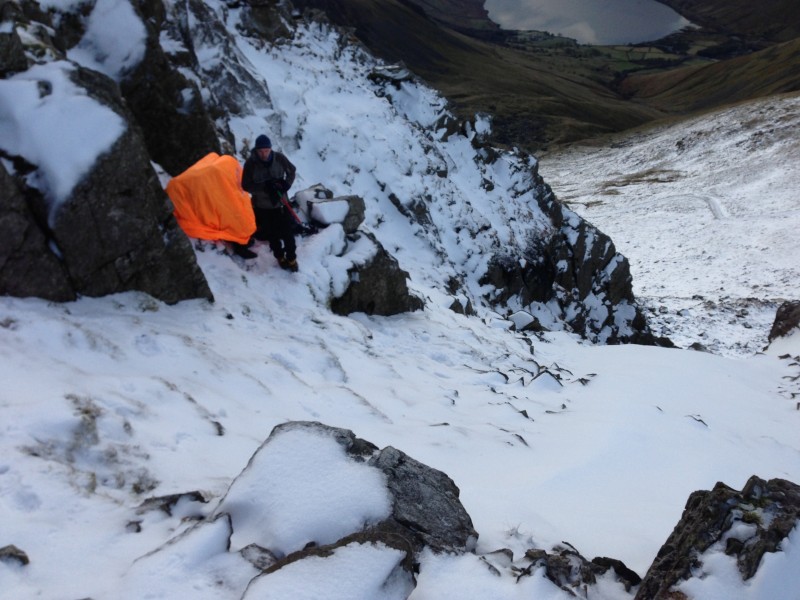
<box><xmin>241</xmin><ymin>158</ymin><xmax>257</xmax><ymax>194</ymax></box>
<box><xmin>276</xmin><ymin>153</ymin><xmax>297</xmax><ymax>190</ymax></box>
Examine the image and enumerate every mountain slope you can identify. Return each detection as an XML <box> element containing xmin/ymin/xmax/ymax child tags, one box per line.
<box><xmin>620</xmin><ymin>37</ymin><xmax>800</xmax><ymax>112</ymax></box>
<box><xmin>539</xmin><ymin>91</ymin><xmax>800</xmax><ymax>355</ymax></box>
<box><xmin>1</xmin><ymin>1</ymin><xmax>800</xmax><ymax>598</ymax></box>
<box><xmin>295</xmin><ymin>0</ymin><xmax>800</xmax><ymax>151</ymax></box>
<box><xmin>293</xmin><ymin>0</ymin><xmax>666</xmax><ymax>148</ymax></box>
<box><xmin>658</xmin><ymin>0</ymin><xmax>800</xmax><ymax>42</ymax></box>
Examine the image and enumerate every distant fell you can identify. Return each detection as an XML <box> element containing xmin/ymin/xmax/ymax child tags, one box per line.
<box><xmin>295</xmin><ymin>0</ymin><xmax>800</xmax><ymax>149</ymax></box>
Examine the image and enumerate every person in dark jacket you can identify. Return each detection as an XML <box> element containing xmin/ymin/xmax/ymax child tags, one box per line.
<box><xmin>241</xmin><ymin>134</ymin><xmax>299</xmax><ymax>271</ymax></box>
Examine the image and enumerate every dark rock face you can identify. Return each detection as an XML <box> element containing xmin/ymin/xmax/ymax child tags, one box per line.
<box><xmin>482</xmin><ymin>172</ymin><xmax>661</xmax><ymax>345</ymax></box>
<box><xmin>0</xmin><ymin>59</ymin><xmax>213</xmax><ymax>304</ymax></box>
<box><xmin>334</xmin><ymin>195</ymin><xmax>367</xmax><ymax>234</ymax></box>
<box><xmin>49</xmin><ymin>121</ymin><xmax>212</xmax><ymax>304</ymax></box>
<box><xmin>0</xmin><ymin>162</ymin><xmax>75</xmax><ymax>302</ymax></box>
<box><xmin>635</xmin><ymin>476</ymin><xmax>800</xmax><ymax>599</ymax></box>
<box><xmin>0</xmin><ymin>27</ymin><xmax>28</xmax><ymax>76</ymax></box>
<box><xmin>331</xmin><ymin>233</ymin><xmax>424</xmax><ymax>316</ymax></box>
<box><xmin>119</xmin><ymin>19</ymin><xmax>221</xmax><ymax>176</ymax></box>
<box><xmin>768</xmin><ymin>300</ymin><xmax>800</xmax><ymax>342</ymax></box>
<box><xmin>0</xmin><ymin>1</ymin><xmax>213</xmax><ymax>305</ymax></box>
<box><xmin>370</xmin><ymin>446</ymin><xmax>478</xmax><ymax>553</ymax></box>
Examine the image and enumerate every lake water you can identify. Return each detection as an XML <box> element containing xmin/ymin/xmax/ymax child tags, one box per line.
<box><xmin>484</xmin><ymin>0</ymin><xmax>691</xmax><ymax>45</ymax></box>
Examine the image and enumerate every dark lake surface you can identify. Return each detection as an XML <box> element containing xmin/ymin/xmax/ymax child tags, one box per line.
<box><xmin>484</xmin><ymin>0</ymin><xmax>691</xmax><ymax>45</ymax></box>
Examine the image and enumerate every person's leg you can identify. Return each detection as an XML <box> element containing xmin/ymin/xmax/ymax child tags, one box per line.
<box><xmin>231</xmin><ymin>242</ymin><xmax>257</xmax><ymax>259</ymax></box>
<box><xmin>282</xmin><ymin>211</ymin><xmax>297</xmax><ymax>261</ymax></box>
<box><xmin>252</xmin><ymin>206</ymin><xmax>270</xmax><ymax>241</ymax></box>
<box><xmin>260</xmin><ymin>209</ymin><xmax>285</xmax><ymax>261</ymax></box>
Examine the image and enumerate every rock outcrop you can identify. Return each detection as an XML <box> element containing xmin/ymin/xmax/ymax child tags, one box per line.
<box><xmin>482</xmin><ymin>168</ymin><xmax>664</xmax><ymax>345</ymax></box>
<box><xmin>0</xmin><ymin>2</ymin><xmax>212</xmax><ymax>304</ymax></box>
<box><xmin>514</xmin><ymin>545</ymin><xmax>641</xmax><ymax>595</ymax></box>
<box><xmin>636</xmin><ymin>476</ymin><xmax>800</xmax><ymax>599</ymax></box>
<box><xmin>331</xmin><ymin>232</ymin><xmax>425</xmax><ymax>316</ymax></box>
<box><xmin>768</xmin><ymin>299</ymin><xmax>800</xmax><ymax>342</ymax></box>
<box><xmin>0</xmin><ymin>161</ymin><xmax>75</xmax><ymax>301</ymax></box>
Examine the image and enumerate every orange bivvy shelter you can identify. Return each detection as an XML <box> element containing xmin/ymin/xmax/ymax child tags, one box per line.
<box><xmin>166</xmin><ymin>153</ymin><xmax>256</xmax><ymax>245</ymax></box>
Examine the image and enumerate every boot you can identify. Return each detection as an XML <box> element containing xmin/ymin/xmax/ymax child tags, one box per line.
<box><xmin>278</xmin><ymin>256</ymin><xmax>298</xmax><ymax>272</ymax></box>
<box><xmin>232</xmin><ymin>243</ymin><xmax>257</xmax><ymax>259</ymax></box>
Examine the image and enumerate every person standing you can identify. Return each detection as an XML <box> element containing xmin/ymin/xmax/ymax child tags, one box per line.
<box><xmin>241</xmin><ymin>135</ymin><xmax>299</xmax><ymax>271</ymax></box>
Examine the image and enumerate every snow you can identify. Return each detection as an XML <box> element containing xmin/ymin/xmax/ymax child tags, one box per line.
<box><xmin>245</xmin><ymin>541</ymin><xmax>414</xmax><ymax>600</ymax></box>
<box><xmin>676</xmin><ymin>525</ymin><xmax>800</xmax><ymax>599</ymax></box>
<box><xmin>0</xmin><ymin>61</ymin><xmax>125</xmax><ymax>209</ymax></box>
<box><xmin>538</xmin><ymin>94</ymin><xmax>800</xmax><ymax>356</ymax></box>
<box><xmin>1</xmin><ymin>2</ymin><xmax>800</xmax><ymax>599</ymax></box>
<box><xmin>67</xmin><ymin>0</ymin><xmax>147</xmax><ymax>80</ymax></box>
<box><xmin>216</xmin><ymin>426</ymin><xmax>392</xmax><ymax>556</ymax></box>
<box><xmin>310</xmin><ymin>198</ymin><xmax>351</xmax><ymax>225</ymax></box>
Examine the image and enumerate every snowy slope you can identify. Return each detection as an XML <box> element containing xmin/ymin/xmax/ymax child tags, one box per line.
<box><xmin>2</xmin><ymin>235</ymin><xmax>799</xmax><ymax>598</ymax></box>
<box><xmin>1</xmin><ymin>1</ymin><xmax>800</xmax><ymax>599</ymax></box>
<box><xmin>539</xmin><ymin>94</ymin><xmax>800</xmax><ymax>356</ymax></box>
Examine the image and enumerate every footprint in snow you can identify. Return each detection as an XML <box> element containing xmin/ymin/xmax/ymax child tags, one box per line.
<box><xmin>135</xmin><ymin>334</ymin><xmax>160</xmax><ymax>356</ymax></box>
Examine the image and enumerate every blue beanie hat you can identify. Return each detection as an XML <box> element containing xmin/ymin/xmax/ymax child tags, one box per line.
<box><xmin>255</xmin><ymin>135</ymin><xmax>272</xmax><ymax>149</ymax></box>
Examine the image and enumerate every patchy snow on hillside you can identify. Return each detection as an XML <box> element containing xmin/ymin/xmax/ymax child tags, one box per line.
<box><xmin>539</xmin><ymin>94</ymin><xmax>800</xmax><ymax>356</ymax></box>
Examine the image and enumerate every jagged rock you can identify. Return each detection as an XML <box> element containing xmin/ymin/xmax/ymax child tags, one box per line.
<box><xmin>370</xmin><ymin>445</ymin><xmax>478</xmax><ymax>554</ymax></box>
<box><xmin>331</xmin><ymin>232</ymin><xmax>424</xmax><ymax>316</ymax></box>
<box><xmin>0</xmin><ymin>544</ymin><xmax>29</xmax><ymax>566</ymax></box>
<box><xmin>57</xmin><ymin>70</ymin><xmax>212</xmax><ymax>303</ymax></box>
<box><xmin>136</xmin><ymin>491</ymin><xmax>208</xmax><ymax>517</ymax></box>
<box><xmin>0</xmin><ymin>3</ymin><xmax>213</xmax><ymax>305</ymax></box>
<box><xmin>368</xmin><ymin>61</ymin><xmax>414</xmax><ymax>87</ymax></box>
<box><xmin>121</xmin><ymin>0</ymin><xmax>222</xmax><ymax>175</ymax></box>
<box><xmin>508</xmin><ymin>310</ymin><xmax>546</xmax><ymax>332</ymax></box>
<box><xmin>448</xmin><ymin>296</ymin><xmax>476</xmax><ymax>316</ymax></box>
<box><xmin>0</xmin><ymin>161</ymin><xmax>75</xmax><ymax>301</ymax></box>
<box><xmin>515</xmin><ymin>544</ymin><xmax>641</xmax><ymax>594</ymax></box>
<box><xmin>481</xmin><ymin>170</ymin><xmax>666</xmax><ymax>346</ymax></box>
<box><xmin>0</xmin><ymin>27</ymin><xmax>28</xmax><ymax>76</ymax></box>
<box><xmin>635</xmin><ymin>476</ymin><xmax>800</xmax><ymax>599</ymax></box>
<box><xmin>388</xmin><ymin>192</ymin><xmax>432</xmax><ymax>227</ymax></box>
<box><xmin>768</xmin><ymin>300</ymin><xmax>800</xmax><ymax>341</ymax></box>
<box><xmin>237</xmin><ymin>0</ymin><xmax>296</xmax><ymax>46</ymax></box>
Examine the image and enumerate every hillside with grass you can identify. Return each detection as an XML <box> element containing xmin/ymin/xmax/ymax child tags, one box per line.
<box><xmin>294</xmin><ymin>0</ymin><xmax>800</xmax><ymax>150</ymax></box>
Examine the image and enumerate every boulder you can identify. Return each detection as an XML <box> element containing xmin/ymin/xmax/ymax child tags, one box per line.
<box><xmin>331</xmin><ymin>232</ymin><xmax>424</xmax><ymax>316</ymax></box>
<box><xmin>0</xmin><ymin>544</ymin><xmax>29</xmax><ymax>566</ymax></box>
<box><xmin>370</xmin><ymin>445</ymin><xmax>478</xmax><ymax>554</ymax></box>
<box><xmin>222</xmin><ymin>421</ymin><xmax>476</xmax><ymax>559</ymax></box>
<box><xmin>768</xmin><ymin>299</ymin><xmax>800</xmax><ymax>342</ymax></box>
<box><xmin>635</xmin><ymin>476</ymin><xmax>800</xmax><ymax>599</ymax></box>
<box><xmin>0</xmin><ymin>161</ymin><xmax>75</xmax><ymax>301</ymax></box>
<box><xmin>295</xmin><ymin>185</ymin><xmax>366</xmax><ymax>234</ymax></box>
<box><xmin>0</xmin><ymin>62</ymin><xmax>213</xmax><ymax>304</ymax></box>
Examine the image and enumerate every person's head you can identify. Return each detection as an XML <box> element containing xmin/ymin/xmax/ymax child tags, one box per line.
<box><xmin>254</xmin><ymin>134</ymin><xmax>272</xmax><ymax>160</ymax></box>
